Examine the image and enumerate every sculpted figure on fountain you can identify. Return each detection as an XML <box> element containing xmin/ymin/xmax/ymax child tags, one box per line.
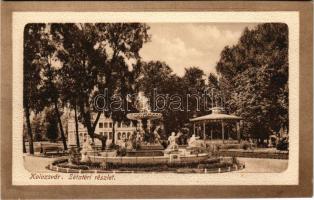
<box><xmin>153</xmin><ymin>126</ymin><xmax>161</xmax><ymax>144</ymax></box>
<box><xmin>81</xmin><ymin>134</ymin><xmax>93</xmax><ymax>162</ymax></box>
<box><xmin>166</xmin><ymin>131</ymin><xmax>182</xmax><ymax>151</ymax></box>
<box><xmin>187</xmin><ymin>134</ymin><xmax>205</xmax><ymax>149</ymax></box>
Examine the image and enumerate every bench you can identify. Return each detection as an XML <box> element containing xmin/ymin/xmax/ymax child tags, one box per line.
<box><xmin>41</xmin><ymin>145</ymin><xmax>64</xmax><ymax>155</ymax></box>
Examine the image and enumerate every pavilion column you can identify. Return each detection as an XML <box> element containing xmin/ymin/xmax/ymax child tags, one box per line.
<box><xmin>147</xmin><ymin>120</ymin><xmax>151</xmax><ymax>132</ymax></box>
<box><xmin>236</xmin><ymin>121</ymin><xmax>241</xmax><ymax>143</ymax></box>
<box><xmin>221</xmin><ymin>120</ymin><xmax>225</xmax><ymax>144</ymax></box>
<box><xmin>203</xmin><ymin>122</ymin><xmax>206</xmax><ymax>141</ymax></box>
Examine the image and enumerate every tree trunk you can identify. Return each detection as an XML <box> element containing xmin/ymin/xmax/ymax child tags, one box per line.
<box><xmin>54</xmin><ymin>99</ymin><xmax>67</xmax><ymax>150</ymax></box>
<box><xmin>85</xmin><ymin>111</ymin><xmax>102</xmax><ymax>143</ymax></box>
<box><xmin>112</xmin><ymin>120</ymin><xmax>116</xmax><ymax>146</ymax></box>
<box><xmin>25</xmin><ymin>105</ymin><xmax>34</xmax><ymax>154</ymax></box>
<box><xmin>23</xmin><ymin>136</ymin><xmax>27</xmax><ymax>153</ymax></box>
<box><xmin>94</xmin><ymin>133</ymin><xmax>107</xmax><ymax>150</ymax></box>
<box><xmin>74</xmin><ymin>101</ymin><xmax>80</xmax><ymax>148</ymax></box>
<box><xmin>92</xmin><ymin>111</ymin><xmax>102</xmax><ymax>134</ymax></box>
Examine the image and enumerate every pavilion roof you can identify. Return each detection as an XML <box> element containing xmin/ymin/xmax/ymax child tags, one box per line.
<box><xmin>189</xmin><ymin>113</ymin><xmax>242</xmax><ymax>122</ymax></box>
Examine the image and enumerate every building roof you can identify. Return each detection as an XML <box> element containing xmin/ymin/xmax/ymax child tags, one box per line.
<box><xmin>190</xmin><ymin>113</ymin><xmax>242</xmax><ymax>122</ymax></box>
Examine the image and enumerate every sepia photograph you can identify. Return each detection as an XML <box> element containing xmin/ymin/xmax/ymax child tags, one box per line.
<box><xmin>22</xmin><ymin>22</ymin><xmax>290</xmax><ymax>175</ymax></box>
<box><xmin>2</xmin><ymin>4</ymin><xmax>312</xmax><ymax>198</ymax></box>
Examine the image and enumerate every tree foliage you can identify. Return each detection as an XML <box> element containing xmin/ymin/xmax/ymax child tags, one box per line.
<box><xmin>216</xmin><ymin>23</ymin><xmax>288</xmax><ymax>141</ymax></box>
<box><xmin>50</xmin><ymin>23</ymin><xmax>150</xmax><ymax>142</ymax></box>
<box><xmin>24</xmin><ymin>24</ymin><xmax>49</xmax><ymax>154</ymax></box>
<box><xmin>136</xmin><ymin>61</ymin><xmax>208</xmax><ymax>135</ymax></box>
<box><xmin>24</xmin><ymin>22</ymin><xmax>289</xmax><ymax>150</ymax></box>
<box><xmin>44</xmin><ymin>109</ymin><xmax>59</xmax><ymax>142</ymax></box>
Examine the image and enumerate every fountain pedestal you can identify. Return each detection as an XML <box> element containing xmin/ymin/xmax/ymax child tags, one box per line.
<box><xmin>125</xmin><ymin>144</ymin><xmax>164</xmax><ymax>157</ymax></box>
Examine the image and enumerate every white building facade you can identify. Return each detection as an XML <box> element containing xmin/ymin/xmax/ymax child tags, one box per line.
<box><xmin>67</xmin><ymin>114</ymin><xmax>137</xmax><ymax>147</ymax></box>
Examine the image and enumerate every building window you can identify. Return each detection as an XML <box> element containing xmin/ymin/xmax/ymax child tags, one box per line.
<box><xmin>104</xmin><ymin>122</ymin><xmax>108</xmax><ymax>128</ymax></box>
<box><xmin>118</xmin><ymin>132</ymin><xmax>121</xmax><ymax>140</ymax></box>
<box><xmin>99</xmin><ymin>123</ymin><xmax>103</xmax><ymax>128</ymax></box>
<box><xmin>109</xmin><ymin>122</ymin><xmax>113</xmax><ymax>128</ymax></box>
<box><xmin>109</xmin><ymin>132</ymin><xmax>113</xmax><ymax>139</ymax></box>
<box><xmin>127</xmin><ymin>132</ymin><xmax>131</xmax><ymax>139</ymax></box>
<box><xmin>99</xmin><ymin>132</ymin><xmax>103</xmax><ymax>136</ymax></box>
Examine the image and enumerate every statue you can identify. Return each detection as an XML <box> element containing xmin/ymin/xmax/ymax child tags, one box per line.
<box><xmin>188</xmin><ymin>134</ymin><xmax>200</xmax><ymax>148</ymax></box>
<box><xmin>125</xmin><ymin>139</ymin><xmax>133</xmax><ymax>150</ymax></box>
<box><xmin>166</xmin><ymin>132</ymin><xmax>182</xmax><ymax>151</ymax></box>
<box><xmin>81</xmin><ymin>134</ymin><xmax>93</xmax><ymax>162</ymax></box>
<box><xmin>136</xmin><ymin>130</ymin><xmax>143</xmax><ymax>143</ymax></box>
<box><xmin>69</xmin><ymin>146</ymin><xmax>80</xmax><ymax>165</ymax></box>
<box><xmin>130</xmin><ymin>130</ymin><xmax>142</xmax><ymax>150</ymax></box>
<box><xmin>117</xmin><ymin>134</ymin><xmax>127</xmax><ymax>148</ymax></box>
<box><xmin>143</xmin><ymin>128</ymin><xmax>151</xmax><ymax>143</ymax></box>
<box><xmin>153</xmin><ymin>126</ymin><xmax>161</xmax><ymax>144</ymax></box>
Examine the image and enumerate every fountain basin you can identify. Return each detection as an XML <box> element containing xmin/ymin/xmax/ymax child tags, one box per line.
<box><xmin>126</xmin><ymin>112</ymin><xmax>162</xmax><ymax>120</ymax></box>
<box><xmin>47</xmin><ymin>156</ymin><xmax>245</xmax><ymax>173</ymax></box>
<box><xmin>125</xmin><ymin>150</ymin><xmax>164</xmax><ymax>157</ymax></box>
<box><xmin>89</xmin><ymin>153</ymin><xmax>209</xmax><ymax>165</ymax></box>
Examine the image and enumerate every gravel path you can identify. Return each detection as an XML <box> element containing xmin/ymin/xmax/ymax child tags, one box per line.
<box><xmin>23</xmin><ymin>155</ymin><xmax>66</xmax><ymax>172</ymax></box>
<box><xmin>235</xmin><ymin>157</ymin><xmax>288</xmax><ymax>173</ymax></box>
<box><xmin>24</xmin><ymin>155</ymin><xmax>288</xmax><ymax>173</ymax></box>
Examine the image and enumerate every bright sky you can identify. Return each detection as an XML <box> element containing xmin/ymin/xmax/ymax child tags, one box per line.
<box><xmin>139</xmin><ymin>23</ymin><xmax>258</xmax><ymax>77</ymax></box>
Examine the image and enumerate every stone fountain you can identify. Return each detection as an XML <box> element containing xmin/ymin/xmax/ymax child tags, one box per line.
<box><xmin>125</xmin><ymin>92</ymin><xmax>164</xmax><ymax>156</ymax></box>
<box><xmin>47</xmin><ymin>92</ymin><xmax>245</xmax><ymax>173</ymax></box>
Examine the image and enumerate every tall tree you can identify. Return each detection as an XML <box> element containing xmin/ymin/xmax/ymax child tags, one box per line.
<box><xmin>97</xmin><ymin>24</ymin><xmax>150</xmax><ymax>145</ymax></box>
<box><xmin>182</xmin><ymin>67</ymin><xmax>206</xmax><ymax>118</ymax></box>
<box><xmin>35</xmin><ymin>25</ymin><xmax>68</xmax><ymax>150</ymax></box>
<box><xmin>216</xmin><ymin>23</ymin><xmax>288</xmax><ymax>142</ymax></box>
<box><xmin>51</xmin><ymin>23</ymin><xmax>150</xmax><ymax>147</ymax></box>
<box><xmin>134</xmin><ymin>61</ymin><xmax>177</xmax><ymax>133</ymax></box>
<box><xmin>135</xmin><ymin>62</ymin><xmax>208</xmax><ymax>135</ymax></box>
<box><xmin>44</xmin><ymin>108</ymin><xmax>59</xmax><ymax>142</ymax></box>
<box><xmin>24</xmin><ymin>24</ymin><xmax>48</xmax><ymax>154</ymax></box>
<box><xmin>32</xmin><ymin>114</ymin><xmax>45</xmax><ymax>141</ymax></box>
<box><xmin>208</xmin><ymin>73</ymin><xmax>219</xmax><ymax>90</ymax></box>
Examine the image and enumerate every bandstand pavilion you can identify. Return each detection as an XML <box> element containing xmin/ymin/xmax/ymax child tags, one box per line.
<box><xmin>189</xmin><ymin>107</ymin><xmax>243</xmax><ymax>143</ymax></box>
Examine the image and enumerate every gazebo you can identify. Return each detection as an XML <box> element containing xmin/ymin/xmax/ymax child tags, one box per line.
<box><xmin>189</xmin><ymin>107</ymin><xmax>242</xmax><ymax>143</ymax></box>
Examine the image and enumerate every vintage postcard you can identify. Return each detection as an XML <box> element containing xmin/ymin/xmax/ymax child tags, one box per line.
<box><xmin>2</xmin><ymin>1</ymin><xmax>313</xmax><ymax>199</ymax></box>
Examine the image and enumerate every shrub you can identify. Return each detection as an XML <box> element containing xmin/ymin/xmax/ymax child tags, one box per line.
<box><xmin>108</xmin><ymin>143</ymin><xmax>120</xmax><ymax>150</ymax></box>
<box><xmin>240</xmin><ymin>141</ymin><xmax>251</xmax><ymax>150</ymax></box>
<box><xmin>58</xmin><ymin>163</ymin><xmax>89</xmax><ymax>170</ymax></box>
<box><xmin>161</xmin><ymin>140</ymin><xmax>168</xmax><ymax>149</ymax></box>
<box><xmin>117</xmin><ymin>147</ymin><xmax>127</xmax><ymax>156</ymax></box>
<box><xmin>68</xmin><ymin>147</ymin><xmax>81</xmax><ymax>164</ymax></box>
<box><xmin>231</xmin><ymin>156</ymin><xmax>239</xmax><ymax>165</ymax></box>
<box><xmin>242</xmin><ymin>142</ymin><xmax>250</xmax><ymax>150</ymax></box>
<box><xmin>52</xmin><ymin>158</ymin><xmax>68</xmax><ymax>165</ymax></box>
<box><xmin>276</xmin><ymin>137</ymin><xmax>289</xmax><ymax>151</ymax></box>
